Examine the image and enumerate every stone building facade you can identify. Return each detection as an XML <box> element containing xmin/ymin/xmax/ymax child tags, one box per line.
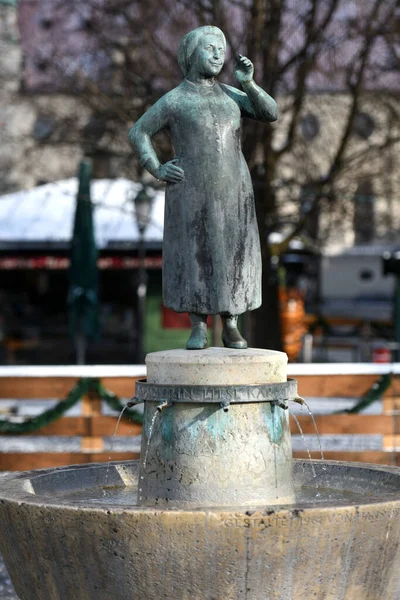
<box><xmin>1</xmin><ymin>0</ymin><xmax>399</xmax><ymax>254</ymax></box>
<box><xmin>275</xmin><ymin>92</ymin><xmax>400</xmax><ymax>253</ymax></box>
<box><xmin>0</xmin><ymin>0</ymin><xmax>134</xmax><ymax>193</ymax></box>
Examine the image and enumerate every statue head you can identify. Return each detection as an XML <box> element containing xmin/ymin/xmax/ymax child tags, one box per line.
<box><xmin>178</xmin><ymin>26</ymin><xmax>226</xmax><ymax>79</ymax></box>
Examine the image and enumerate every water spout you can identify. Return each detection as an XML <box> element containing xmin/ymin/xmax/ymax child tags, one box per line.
<box><xmin>127</xmin><ymin>396</ymin><xmax>142</xmax><ymax>408</ymax></box>
<box><xmin>157</xmin><ymin>400</ymin><xmax>174</xmax><ymax>412</ymax></box>
<box><xmin>274</xmin><ymin>400</ymin><xmax>288</xmax><ymax>410</ymax></box>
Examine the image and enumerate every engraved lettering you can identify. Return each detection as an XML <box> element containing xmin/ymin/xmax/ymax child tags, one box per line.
<box><xmin>204</xmin><ymin>389</ymin><xmax>214</xmax><ymax>401</ymax></box>
<box><xmin>138</xmin><ymin>381</ymin><xmax>297</xmax><ymax>404</ymax></box>
<box><xmin>218</xmin><ymin>508</ymin><xmax>396</xmax><ymax>529</ymax></box>
<box><xmin>183</xmin><ymin>388</ymin><xmax>192</xmax><ymax>401</ymax></box>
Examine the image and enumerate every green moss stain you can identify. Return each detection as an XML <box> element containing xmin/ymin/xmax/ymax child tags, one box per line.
<box><xmin>206</xmin><ymin>407</ymin><xmax>227</xmax><ymax>441</ymax></box>
<box><xmin>161</xmin><ymin>406</ymin><xmax>175</xmax><ymax>445</ymax></box>
<box><xmin>265</xmin><ymin>403</ymin><xmax>283</xmax><ymax>445</ymax></box>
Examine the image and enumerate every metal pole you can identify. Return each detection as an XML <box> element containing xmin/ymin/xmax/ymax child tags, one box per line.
<box><xmin>136</xmin><ymin>234</ymin><xmax>147</xmax><ymax>363</ymax></box>
<box><xmin>76</xmin><ymin>331</ymin><xmax>86</xmax><ymax>366</ymax></box>
<box><xmin>302</xmin><ymin>333</ymin><xmax>313</xmax><ymax>363</ymax></box>
<box><xmin>395</xmin><ymin>277</ymin><xmax>400</xmax><ymax>362</ymax></box>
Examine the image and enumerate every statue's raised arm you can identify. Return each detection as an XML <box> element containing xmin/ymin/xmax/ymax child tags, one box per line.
<box><xmin>222</xmin><ymin>54</ymin><xmax>278</xmax><ymax>122</ymax></box>
<box><xmin>129</xmin><ymin>26</ymin><xmax>279</xmax><ymax>351</ymax></box>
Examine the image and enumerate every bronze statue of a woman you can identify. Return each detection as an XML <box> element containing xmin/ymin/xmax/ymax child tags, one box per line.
<box><xmin>129</xmin><ymin>26</ymin><xmax>278</xmax><ymax>350</ymax></box>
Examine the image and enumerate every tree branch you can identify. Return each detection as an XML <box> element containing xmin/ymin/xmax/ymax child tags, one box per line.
<box><xmin>275</xmin><ymin>0</ymin><xmax>340</xmax><ymax>157</ymax></box>
<box><xmin>278</xmin><ymin>0</ymin><xmax>340</xmax><ymax>76</ymax></box>
<box><xmin>325</xmin><ymin>0</ymin><xmax>387</xmax><ymax>184</ymax></box>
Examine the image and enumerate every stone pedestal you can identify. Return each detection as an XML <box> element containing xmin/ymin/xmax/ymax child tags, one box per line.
<box><xmin>146</xmin><ymin>347</ymin><xmax>287</xmax><ymax>385</ymax></box>
<box><xmin>138</xmin><ymin>348</ymin><xmax>295</xmax><ymax>507</ymax></box>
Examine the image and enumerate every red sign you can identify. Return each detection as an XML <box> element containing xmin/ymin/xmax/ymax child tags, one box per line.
<box><xmin>161</xmin><ymin>305</ymin><xmax>213</xmax><ymax>329</ymax></box>
<box><xmin>372</xmin><ymin>347</ymin><xmax>391</xmax><ymax>363</ymax></box>
<box><xmin>162</xmin><ymin>305</ymin><xmax>191</xmax><ymax>329</ymax></box>
<box><xmin>0</xmin><ymin>256</ymin><xmax>162</xmax><ymax>270</ymax></box>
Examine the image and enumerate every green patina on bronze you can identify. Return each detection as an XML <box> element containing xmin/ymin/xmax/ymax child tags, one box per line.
<box><xmin>266</xmin><ymin>402</ymin><xmax>284</xmax><ymax>445</ymax></box>
<box><xmin>129</xmin><ymin>26</ymin><xmax>278</xmax><ymax>350</ymax></box>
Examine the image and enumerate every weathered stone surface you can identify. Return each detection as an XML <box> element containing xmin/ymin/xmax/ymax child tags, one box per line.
<box><xmin>146</xmin><ymin>347</ymin><xmax>288</xmax><ymax>385</ymax></box>
<box><xmin>1</xmin><ymin>461</ymin><xmax>400</xmax><ymax>600</ymax></box>
<box><xmin>141</xmin><ymin>347</ymin><xmax>293</xmax><ymax>506</ymax></box>
<box><xmin>139</xmin><ymin>399</ymin><xmax>294</xmax><ymax>507</ymax></box>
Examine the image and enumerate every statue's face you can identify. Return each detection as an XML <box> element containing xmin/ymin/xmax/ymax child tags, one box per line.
<box><xmin>191</xmin><ymin>34</ymin><xmax>225</xmax><ymax>78</ymax></box>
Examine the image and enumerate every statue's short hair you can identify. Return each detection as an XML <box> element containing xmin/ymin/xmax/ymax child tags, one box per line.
<box><xmin>178</xmin><ymin>26</ymin><xmax>226</xmax><ymax>76</ymax></box>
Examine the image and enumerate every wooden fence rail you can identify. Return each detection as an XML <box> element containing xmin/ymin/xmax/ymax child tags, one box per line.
<box><xmin>1</xmin><ymin>364</ymin><xmax>400</xmax><ymax>471</ymax></box>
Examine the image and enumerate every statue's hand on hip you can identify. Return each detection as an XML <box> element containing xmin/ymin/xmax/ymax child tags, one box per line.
<box><xmin>156</xmin><ymin>160</ymin><xmax>185</xmax><ymax>183</ymax></box>
<box><xmin>234</xmin><ymin>54</ymin><xmax>254</xmax><ymax>84</ymax></box>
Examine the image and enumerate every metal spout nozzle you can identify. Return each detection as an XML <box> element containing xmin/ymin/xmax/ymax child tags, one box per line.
<box><xmin>127</xmin><ymin>396</ymin><xmax>142</xmax><ymax>408</ymax></box>
<box><xmin>220</xmin><ymin>401</ymin><xmax>230</xmax><ymax>412</ymax></box>
<box><xmin>293</xmin><ymin>395</ymin><xmax>306</xmax><ymax>405</ymax></box>
<box><xmin>274</xmin><ymin>400</ymin><xmax>288</xmax><ymax>410</ymax></box>
<box><xmin>157</xmin><ymin>400</ymin><xmax>174</xmax><ymax>412</ymax></box>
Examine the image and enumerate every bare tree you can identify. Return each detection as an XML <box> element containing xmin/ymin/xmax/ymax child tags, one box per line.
<box><xmin>18</xmin><ymin>0</ymin><xmax>400</xmax><ymax>349</ymax></box>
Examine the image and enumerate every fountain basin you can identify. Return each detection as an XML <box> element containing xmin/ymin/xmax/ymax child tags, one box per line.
<box><xmin>1</xmin><ymin>460</ymin><xmax>400</xmax><ymax>600</ymax></box>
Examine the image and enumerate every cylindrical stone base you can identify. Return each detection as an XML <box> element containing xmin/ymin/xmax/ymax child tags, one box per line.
<box><xmin>139</xmin><ymin>347</ymin><xmax>295</xmax><ymax>507</ymax></box>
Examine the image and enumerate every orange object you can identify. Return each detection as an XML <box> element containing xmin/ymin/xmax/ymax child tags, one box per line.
<box><xmin>280</xmin><ymin>289</ymin><xmax>306</xmax><ymax>362</ymax></box>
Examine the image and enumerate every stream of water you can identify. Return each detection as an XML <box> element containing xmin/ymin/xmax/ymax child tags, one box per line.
<box><xmin>288</xmin><ymin>409</ymin><xmax>317</xmax><ymax>479</ymax></box>
<box><xmin>138</xmin><ymin>410</ymin><xmax>159</xmax><ymax>502</ymax></box>
<box><xmin>104</xmin><ymin>406</ymin><xmax>129</xmax><ymax>490</ymax></box>
<box><xmin>293</xmin><ymin>396</ymin><xmax>325</xmax><ymax>461</ymax></box>
<box><xmin>105</xmin><ymin>397</ymin><xmax>324</xmax><ymax>503</ymax></box>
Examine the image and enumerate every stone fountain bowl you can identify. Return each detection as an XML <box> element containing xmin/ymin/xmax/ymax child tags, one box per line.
<box><xmin>1</xmin><ymin>460</ymin><xmax>400</xmax><ymax>600</ymax></box>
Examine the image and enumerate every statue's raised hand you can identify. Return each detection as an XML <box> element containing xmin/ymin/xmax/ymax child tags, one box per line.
<box><xmin>156</xmin><ymin>159</ymin><xmax>184</xmax><ymax>183</ymax></box>
<box><xmin>234</xmin><ymin>54</ymin><xmax>254</xmax><ymax>84</ymax></box>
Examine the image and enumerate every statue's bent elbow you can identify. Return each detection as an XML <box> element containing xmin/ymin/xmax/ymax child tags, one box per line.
<box><xmin>128</xmin><ymin>124</ymin><xmax>140</xmax><ymax>149</ymax></box>
<box><xmin>268</xmin><ymin>101</ymin><xmax>279</xmax><ymax>122</ymax></box>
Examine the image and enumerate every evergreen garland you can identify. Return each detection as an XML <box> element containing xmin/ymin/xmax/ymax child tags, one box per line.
<box><xmin>95</xmin><ymin>381</ymin><xmax>143</xmax><ymax>425</ymax></box>
<box><xmin>335</xmin><ymin>373</ymin><xmax>392</xmax><ymax>414</ymax></box>
<box><xmin>0</xmin><ymin>378</ymin><xmax>142</xmax><ymax>435</ymax></box>
<box><xmin>0</xmin><ymin>373</ymin><xmax>394</xmax><ymax>434</ymax></box>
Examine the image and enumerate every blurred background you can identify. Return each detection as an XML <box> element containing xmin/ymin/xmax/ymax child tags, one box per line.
<box><xmin>0</xmin><ymin>0</ymin><xmax>400</xmax><ymax>365</ymax></box>
<box><xmin>1</xmin><ymin>4</ymin><xmax>400</xmax><ymax>594</ymax></box>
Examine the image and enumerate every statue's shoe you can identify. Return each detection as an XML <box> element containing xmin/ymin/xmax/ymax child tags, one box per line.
<box><xmin>186</xmin><ymin>324</ymin><xmax>208</xmax><ymax>350</ymax></box>
<box><xmin>222</xmin><ymin>327</ymin><xmax>248</xmax><ymax>349</ymax></box>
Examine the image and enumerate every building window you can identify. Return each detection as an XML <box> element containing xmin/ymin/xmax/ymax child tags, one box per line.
<box><xmin>353</xmin><ymin>180</ymin><xmax>375</xmax><ymax>244</ymax></box>
<box><xmin>353</xmin><ymin>112</ymin><xmax>375</xmax><ymax>139</ymax></box>
<box><xmin>300</xmin><ymin>113</ymin><xmax>320</xmax><ymax>141</ymax></box>
<box><xmin>300</xmin><ymin>185</ymin><xmax>319</xmax><ymax>240</ymax></box>
<box><xmin>32</xmin><ymin>115</ymin><xmax>55</xmax><ymax>141</ymax></box>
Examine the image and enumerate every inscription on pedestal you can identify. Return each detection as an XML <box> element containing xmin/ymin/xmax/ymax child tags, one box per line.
<box><xmin>135</xmin><ymin>379</ymin><xmax>297</xmax><ymax>404</ymax></box>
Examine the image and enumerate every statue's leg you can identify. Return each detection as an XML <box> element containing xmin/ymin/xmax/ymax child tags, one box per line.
<box><xmin>186</xmin><ymin>313</ymin><xmax>208</xmax><ymax>350</ymax></box>
<box><xmin>221</xmin><ymin>314</ymin><xmax>248</xmax><ymax>349</ymax></box>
